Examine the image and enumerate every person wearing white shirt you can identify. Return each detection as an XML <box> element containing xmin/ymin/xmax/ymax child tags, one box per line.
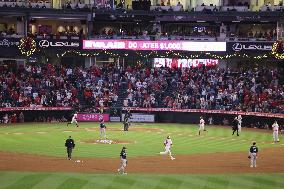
<box><xmin>159</xmin><ymin>136</ymin><xmax>175</xmax><ymax>160</ymax></box>
<box><xmin>113</xmin><ymin>94</ymin><xmax>118</xmax><ymax>102</ymax></box>
<box><xmin>132</xmin><ymin>100</ymin><xmax>137</xmax><ymax>107</ymax></box>
<box><xmin>130</xmin><ymin>76</ymin><xmax>136</xmax><ymax>83</ymax></box>
<box><xmin>56</xmin><ymin>92</ymin><xmax>61</xmax><ymax>101</ymax></box>
<box><xmin>99</xmin><ymin>99</ymin><xmax>104</xmax><ymax>107</ymax></box>
<box><xmin>237</xmin><ymin>115</ymin><xmax>242</xmax><ymax>132</ymax></box>
<box><xmin>66</xmin><ymin>68</ymin><xmax>72</xmax><ymax>76</ymax></box>
<box><xmin>32</xmin><ymin>92</ymin><xmax>38</xmax><ymax>99</ymax></box>
<box><xmin>199</xmin><ymin>116</ymin><xmax>207</xmax><ymax>135</ymax></box>
<box><xmin>272</xmin><ymin>121</ymin><xmax>280</xmax><ymax>142</ymax></box>
<box><xmin>142</xmin><ymin>81</ymin><xmax>147</xmax><ymax>88</ymax></box>
<box><xmin>67</xmin><ymin>113</ymin><xmax>79</xmax><ymax>127</ymax></box>
<box><xmin>123</xmin><ymin>99</ymin><xmax>128</xmax><ymax>107</ymax></box>
<box><xmin>66</xmin><ymin>91</ymin><xmax>72</xmax><ymax>100</ymax></box>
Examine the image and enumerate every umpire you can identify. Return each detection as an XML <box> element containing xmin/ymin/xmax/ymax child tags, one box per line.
<box><xmin>232</xmin><ymin>117</ymin><xmax>239</xmax><ymax>136</ymax></box>
<box><xmin>123</xmin><ymin>110</ymin><xmax>132</xmax><ymax>131</ymax></box>
<box><xmin>65</xmin><ymin>136</ymin><xmax>75</xmax><ymax>160</ymax></box>
<box><xmin>123</xmin><ymin>116</ymin><xmax>130</xmax><ymax>131</ymax></box>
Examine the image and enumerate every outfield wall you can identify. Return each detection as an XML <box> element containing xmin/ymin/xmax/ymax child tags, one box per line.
<box><xmin>121</xmin><ymin>108</ymin><xmax>284</xmax><ymax>129</ymax></box>
<box><xmin>0</xmin><ymin>107</ymin><xmax>283</xmax><ymax>130</ymax></box>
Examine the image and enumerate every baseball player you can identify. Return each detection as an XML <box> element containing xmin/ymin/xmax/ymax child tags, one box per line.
<box><xmin>118</xmin><ymin>147</ymin><xmax>128</xmax><ymax>174</ymax></box>
<box><xmin>67</xmin><ymin>113</ymin><xmax>79</xmax><ymax>127</ymax></box>
<box><xmin>248</xmin><ymin>142</ymin><xmax>258</xmax><ymax>167</ymax></box>
<box><xmin>123</xmin><ymin>116</ymin><xmax>130</xmax><ymax>131</ymax></box>
<box><xmin>272</xmin><ymin>121</ymin><xmax>280</xmax><ymax>142</ymax></box>
<box><xmin>198</xmin><ymin>116</ymin><xmax>207</xmax><ymax>135</ymax></box>
<box><xmin>232</xmin><ymin>116</ymin><xmax>239</xmax><ymax>136</ymax></box>
<box><xmin>65</xmin><ymin>136</ymin><xmax>75</xmax><ymax>160</ymax></box>
<box><xmin>237</xmin><ymin>115</ymin><xmax>242</xmax><ymax>132</ymax></box>
<box><xmin>99</xmin><ymin>118</ymin><xmax>107</xmax><ymax>139</ymax></box>
<box><xmin>159</xmin><ymin>136</ymin><xmax>175</xmax><ymax>160</ymax></box>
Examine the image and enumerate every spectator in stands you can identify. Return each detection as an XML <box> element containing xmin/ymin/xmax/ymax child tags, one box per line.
<box><xmin>213</xmin><ymin>5</ymin><xmax>218</xmax><ymax>11</ymax></box>
<box><xmin>177</xmin><ymin>2</ymin><xmax>183</xmax><ymax>10</ymax></box>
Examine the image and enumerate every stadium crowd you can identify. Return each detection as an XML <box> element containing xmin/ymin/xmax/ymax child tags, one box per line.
<box><xmin>1</xmin><ymin>64</ymin><xmax>283</xmax><ymax>114</ymax></box>
<box><xmin>0</xmin><ymin>64</ymin><xmax>118</xmax><ymax>109</ymax></box>
<box><xmin>123</xmin><ymin>66</ymin><xmax>284</xmax><ymax>113</ymax></box>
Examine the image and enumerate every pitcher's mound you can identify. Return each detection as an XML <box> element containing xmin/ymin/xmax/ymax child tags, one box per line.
<box><xmin>83</xmin><ymin>139</ymin><xmax>133</xmax><ymax>144</ymax></box>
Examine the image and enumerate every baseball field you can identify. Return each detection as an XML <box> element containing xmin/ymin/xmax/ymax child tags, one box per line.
<box><xmin>0</xmin><ymin>122</ymin><xmax>283</xmax><ymax>189</ymax></box>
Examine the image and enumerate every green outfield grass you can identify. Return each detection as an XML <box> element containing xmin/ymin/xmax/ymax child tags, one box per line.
<box><xmin>0</xmin><ymin>172</ymin><xmax>283</xmax><ymax>189</ymax></box>
<box><xmin>0</xmin><ymin>123</ymin><xmax>278</xmax><ymax>158</ymax></box>
<box><xmin>0</xmin><ymin>123</ymin><xmax>282</xmax><ymax>189</ymax></box>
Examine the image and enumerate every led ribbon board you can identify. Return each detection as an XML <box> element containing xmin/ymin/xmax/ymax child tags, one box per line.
<box><xmin>83</xmin><ymin>40</ymin><xmax>227</xmax><ymax>52</ymax></box>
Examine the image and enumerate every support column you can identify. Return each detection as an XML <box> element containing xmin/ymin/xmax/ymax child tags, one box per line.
<box><xmin>277</xmin><ymin>21</ymin><xmax>284</xmax><ymax>40</ymax></box>
<box><xmin>87</xmin><ymin>13</ymin><xmax>93</xmax><ymax>37</ymax></box>
<box><xmin>16</xmin><ymin>17</ymin><xmax>25</xmax><ymax>35</ymax></box>
<box><xmin>24</xmin><ymin>14</ymin><xmax>29</xmax><ymax>36</ymax></box>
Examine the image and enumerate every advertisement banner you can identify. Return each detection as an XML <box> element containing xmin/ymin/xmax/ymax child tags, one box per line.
<box><xmin>83</xmin><ymin>40</ymin><xmax>226</xmax><ymax>52</ymax></box>
<box><xmin>122</xmin><ymin>113</ymin><xmax>155</xmax><ymax>122</ymax></box>
<box><xmin>0</xmin><ymin>37</ymin><xmax>81</xmax><ymax>50</ymax></box>
<box><xmin>122</xmin><ymin>107</ymin><xmax>284</xmax><ymax>119</ymax></box>
<box><xmin>0</xmin><ymin>38</ymin><xmax>21</xmax><ymax>56</ymax></box>
<box><xmin>110</xmin><ymin>116</ymin><xmax>121</xmax><ymax>122</ymax></box>
<box><xmin>37</xmin><ymin>39</ymin><xmax>81</xmax><ymax>49</ymax></box>
<box><xmin>154</xmin><ymin>58</ymin><xmax>219</xmax><ymax>68</ymax></box>
<box><xmin>227</xmin><ymin>42</ymin><xmax>274</xmax><ymax>53</ymax></box>
<box><xmin>77</xmin><ymin>113</ymin><xmax>110</xmax><ymax>122</ymax></box>
<box><xmin>0</xmin><ymin>107</ymin><xmax>72</xmax><ymax>112</ymax></box>
<box><xmin>0</xmin><ymin>38</ymin><xmax>20</xmax><ymax>47</ymax></box>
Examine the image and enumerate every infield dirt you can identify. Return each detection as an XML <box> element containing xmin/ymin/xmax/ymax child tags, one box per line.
<box><xmin>0</xmin><ymin>147</ymin><xmax>283</xmax><ymax>174</ymax></box>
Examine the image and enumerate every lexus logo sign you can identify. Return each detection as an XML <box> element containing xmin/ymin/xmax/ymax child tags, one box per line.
<box><xmin>232</xmin><ymin>42</ymin><xmax>272</xmax><ymax>51</ymax></box>
<box><xmin>38</xmin><ymin>40</ymin><xmax>80</xmax><ymax>48</ymax></box>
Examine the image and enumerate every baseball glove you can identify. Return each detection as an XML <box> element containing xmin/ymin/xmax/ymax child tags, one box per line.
<box><xmin>248</xmin><ymin>156</ymin><xmax>251</xmax><ymax>159</ymax></box>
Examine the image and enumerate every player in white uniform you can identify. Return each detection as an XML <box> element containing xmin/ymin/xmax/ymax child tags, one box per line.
<box><xmin>159</xmin><ymin>136</ymin><xmax>175</xmax><ymax>160</ymax></box>
<box><xmin>199</xmin><ymin>117</ymin><xmax>207</xmax><ymax>135</ymax></box>
<box><xmin>237</xmin><ymin>115</ymin><xmax>242</xmax><ymax>132</ymax></box>
<box><xmin>272</xmin><ymin>121</ymin><xmax>280</xmax><ymax>142</ymax></box>
<box><xmin>67</xmin><ymin>113</ymin><xmax>79</xmax><ymax>127</ymax></box>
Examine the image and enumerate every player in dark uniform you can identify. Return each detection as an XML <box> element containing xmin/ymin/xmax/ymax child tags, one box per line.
<box><xmin>248</xmin><ymin>142</ymin><xmax>258</xmax><ymax>167</ymax></box>
<box><xmin>123</xmin><ymin>116</ymin><xmax>130</xmax><ymax>131</ymax></box>
<box><xmin>117</xmin><ymin>147</ymin><xmax>127</xmax><ymax>174</ymax></box>
<box><xmin>125</xmin><ymin>110</ymin><xmax>132</xmax><ymax>120</ymax></box>
<box><xmin>123</xmin><ymin>109</ymin><xmax>132</xmax><ymax>131</ymax></box>
<box><xmin>99</xmin><ymin>118</ymin><xmax>107</xmax><ymax>139</ymax></box>
<box><xmin>65</xmin><ymin>136</ymin><xmax>75</xmax><ymax>160</ymax></box>
<box><xmin>232</xmin><ymin>116</ymin><xmax>239</xmax><ymax>136</ymax></box>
